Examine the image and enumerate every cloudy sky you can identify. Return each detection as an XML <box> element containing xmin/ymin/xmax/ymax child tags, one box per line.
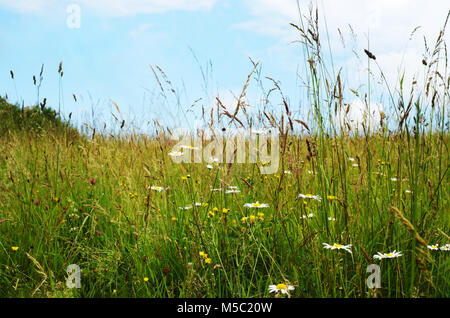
<box><xmin>0</xmin><ymin>0</ymin><xmax>448</xmax><ymax>131</ymax></box>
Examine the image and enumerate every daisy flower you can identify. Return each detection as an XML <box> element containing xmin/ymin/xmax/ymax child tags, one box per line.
<box><xmin>440</xmin><ymin>244</ymin><xmax>450</xmax><ymax>251</ymax></box>
<box><xmin>352</xmin><ymin>163</ymin><xmax>359</xmax><ymax>167</ymax></box>
<box><xmin>179</xmin><ymin>206</ymin><xmax>193</xmax><ymax>210</ymax></box>
<box><xmin>268</xmin><ymin>283</ymin><xmax>294</xmax><ymax>295</ymax></box>
<box><xmin>348</xmin><ymin>157</ymin><xmax>355</xmax><ymax>162</ymax></box>
<box><xmin>322</xmin><ymin>243</ymin><xmax>352</xmax><ymax>254</ymax></box>
<box><xmin>225</xmin><ymin>189</ymin><xmax>240</xmax><ymax>194</ymax></box>
<box><xmin>210</xmin><ymin>188</ymin><xmax>222</xmax><ymax>192</ymax></box>
<box><xmin>284</xmin><ymin>170</ymin><xmax>292</xmax><ymax>175</ymax></box>
<box><xmin>373</xmin><ymin>250</ymin><xmax>402</xmax><ymax>260</ymax></box>
<box><xmin>298</xmin><ymin>194</ymin><xmax>322</xmax><ymax>201</ymax></box>
<box><xmin>328</xmin><ymin>217</ymin><xmax>336</xmax><ymax>221</ymax></box>
<box><xmin>301</xmin><ymin>213</ymin><xmax>315</xmax><ymax>219</ymax></box>
<box><xmin>168</xmin><ymin>151</ymin><xmax>183</xmax><ymax>157</ymax></box>
<box><xmin>180</xmin><ymin>145</ymin><xmax>199</xmax><ymax>150</ymax></box>
<box><xmin>427</xmin><ymin>244</ymin><xmax>439</xmax><ymax>251</ymax></box>
<box><xmin>206</xmin><ymin>164</ymin><xmax>213</xmax><ymax>169</ymax></box>
<box><xmin>244</xmin><ymin>202</ymin><xmax>269</xmax><ymax>208</ymax></box>
<box><xmin>150</xmin><ymin>186</ymin><xmax>164</xmax><ymax>192</ymax></box>
<box><xmin>11</xmin><ymin>246</ymin><xmax>19</xmax><ymax>252</ymax></box>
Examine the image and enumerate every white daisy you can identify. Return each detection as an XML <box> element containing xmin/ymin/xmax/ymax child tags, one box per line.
<box><xmin>225</xmin><ymin>189</ymin><xmax>241</xmax><ymax>194</ymax></box>
<box><xmin>323</xmin><ymin>243</ymin><xmax>352</xmax><ymax>254</ymax></box>
<box><xmin>210</xmin><ymin>188</ymin><xmax>222</xmax><ymax>192</ymax></box>
<box><xmin>268</xmin><ymin>283</ymin><xmax>294</xmax><ymax>295</ymax></box>
<box><xmin>373</xmin><ymin>250</ymin><xmax>402</xmax><ymax>260</ymax></box>
<box><xmin>352</xmin><ymin>163</ymin><xmax>359</xmax><ymax>167</ymax></box>
<box><xmin>427</xmin><ymin>244</ymin><xmax>439</xmax><ymax>251</ymax></box>
<box><xmin>179</xmin><ymin>206</ymin><xmax>193</xmax><ymax>210</ymax></box>
<box><xmin>244</xmin><ymin>202</ymin><xmax>269</xmax><ymax>208</ymax></box>
<box><xmin>168</xmin><ymin>151</ymin><xmax>183</xmax><ymax>157</ymax></box>
<box><xmin>301</xmin><ymin>213</ymin><xmax>315</xmax><ymax>219</ymax></box>
<box><xmin>284</xmin><ymin>170</ymin><xmax>292</xmax><ymax>175</ymax></box>
<box><xmin>206</xmin><ymin>164</ymin><xmax>213</xmax><ymax>169</ymax></box>
<box><xmin>328</xmin><ymin>217</ymin><xmax>336</xmax><ymax>221</ymax></box>
<box><xmin>150</xmin><ymin>186</ymin><xmax>164</xmax><ymax>192</ymax></box>
<box><xmin>348</xmin><ymin>157</ymin><xmax>355</xmax><ymax>162</ymax></box>
<box><xmin>298</xmin><ymin>193</ymin><xmax>322</xmax><ymax>201</ymax></box>
<box><xmin>440</xmin><ymin>244</ymin><xmax>450</xmax><ymax>251</ymax></box>
<box><xmin>180</xmin><ymin>145</ymin><xmax>199</xmax><ymax>150</ymax></box>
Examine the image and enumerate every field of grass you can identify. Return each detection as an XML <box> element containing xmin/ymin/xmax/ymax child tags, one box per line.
<box><xmin>0</xmin><ymin>9</ymin><xmax>449</xmax><ymax>298</ymax></box>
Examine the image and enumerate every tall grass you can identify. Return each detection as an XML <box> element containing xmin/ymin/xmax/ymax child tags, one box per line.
<box><xmin>0</xmin><ymin>7</ymin><xmax>448</xmax><ymax>298</ymax></box>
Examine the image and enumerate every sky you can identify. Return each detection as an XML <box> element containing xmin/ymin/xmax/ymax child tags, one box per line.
<box><xmin>0</xmin><ymin>0</ymin><xmax>448</xmax><ymax>133</ymax></box>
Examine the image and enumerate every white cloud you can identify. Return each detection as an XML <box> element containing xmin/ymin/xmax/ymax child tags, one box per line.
<box><xmin>0</xmin><ymin>0</ymin><xmax>217</xmax><ymax>16</ymax></box>
<box><xmin>336</xmin><ymin>98</ymin><xmax>384</xmax><ymax>133</ymax></box>
<box><xmin>237</xmin><ymin>0</ymin><xmax>449</xmax><ymax>123</ymax></box>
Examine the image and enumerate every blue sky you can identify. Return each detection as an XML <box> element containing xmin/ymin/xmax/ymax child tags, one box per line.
<box><xmin>0</xmin><ymin>0</ymin><xmax>448</xmax><ymax>132</ymax></box>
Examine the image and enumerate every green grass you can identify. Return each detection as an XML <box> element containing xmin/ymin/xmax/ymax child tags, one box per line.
<box><xmin>0</xmin><ymin>8</ymin><xmax>449</xmax><ymax>298</ymax></box>
<box><xmin>0</xmin><ymin>108</ymin><xmax>448</xmax><ymax>297</ymax></box>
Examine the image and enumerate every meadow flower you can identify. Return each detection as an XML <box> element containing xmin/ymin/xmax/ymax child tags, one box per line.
<box><xmin>225</xmin><ymin>189</ymin><xmax>240</xmax><ymax>194</ymax></box>
<box><xmin>328</xmin><ymin>217</ymin><xmax>336</xmax><ymax>221</ymax></box>
<box><xmin>327</xmin><ymin>195</ymin><xmax>338</xmax><ymax>200</ymax></box>
<box><xmin>244</xmin><ymin>202</ymin><xmax>269</xmax><ymax>208</ymax></box>
<box><xmin>143</xmin><ymin>277</ymin><xmax>149</xmax><ymax>282</ymax></box>
<box><xmin>168</xmin><ymin>151</ymin><xmax>183</xmax><ymax>157</ymax></box>
<box><xmin>151</xmin><ymin>186</ymin><xmax>164</xmax><ymax>192</ymax></box>
<box><xmin>210</xmin><ymin>188</ymin><xmax>222</xmax><ymax>192</ymax></box>
<box><xmin>284</xmin><ymin>170</ymin><xmax>292</xmax><ymax>174</ymax></box>
<box><xmin>222</xmin><ymin>208</ymin><xmax>229</xmax><ymax>214</ymax></box>
<box><xmin>11</xmin><ymin>246</ymin><xmax>19</xmax><ymax>252</ymax></box>
<box><xmin>268</xmin><ymin>283</ymin><xmax>294</xmax><ymax>295</ymax></box>
<box><xmin>241</xmin><ymin>216</ymin><xmax>248</xmax><ymax>223</ymax></box>
<box><xmin>440</xmin><ymin>244</ymin><xmax>450</xmax><ymax>251</ymax></box>
<box><xmin>373</xmin><ymin>250</ymin><xmax>402</xmax><ymax>260</ymax></box>
<box><xmin>204</xmin><ymin>258</ymin><xmax>212</xmax><ymax>264</ymax></box>
<box><xmin>323</xmin><ymin>243</ymin><xmax>352</xmax><ymax>254</ymax></box>
<box><xmin>249</xmin><ymin>215</ymin><xmax>256</xmax><ymax>223</ymax></box>
<box><xmin>180</xmin><ymin>145</ymin><xmax>199</xmax><ymax>150</ymax></box>
<box><xmin>405</xmin><ymin>190</ymin><xmax>413</xmax><ymax>194</ymax></box>
<box><xmin>90</xmin><ymin>178</ymin><xmax>96</xmax><ymax>185</ymax></box>
<box><xmin>171</xmin><ymin>217</ymin><xmax>177</xmax><ymax>221</ymax></box>
<box><xmin>179</xmin><ymin>206</ymin><xmax>192</xmax><ymax>210</ymax></box>
<box><xmin>427</xmin><ymin>244</ymin><xmax>439</xmax><ymax>250</ymax></box>
<box><xmin>206</xmin><ymin>164</ymin><xmax>213</xmax><ymax>169</ymax></box>
<box><xmin>207</xmin><ymin>211</ymin><xmax>215</xmax><ymax>218</ymax></box>
<box><xmin>352</xmin><ymin>163</ymin><xmax>359</xmax><ymax>167</ymax></box>
<box><xmin>301</xmin><ymin>213</ymin><xmax>315</xmax><ymax>219</ymax></box>
<box><xmin>348</xmin><ymin>157</ymin><xmax>355</xmax><ymax>162</ymax></box>
<box><xmin>298</xmin><ymin>194</ymin><xmax>322</xmax><ymax>201</ymax></box>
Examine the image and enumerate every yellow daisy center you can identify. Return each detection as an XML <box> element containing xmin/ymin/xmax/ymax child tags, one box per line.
<box><xmin>276</xmin><ymin>284</ymin><xmax>287</xmax><ymax>290</ymax></box>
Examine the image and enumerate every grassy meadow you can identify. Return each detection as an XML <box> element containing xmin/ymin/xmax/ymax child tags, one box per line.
<box><xmin>0</xmin><ymin>10</ymin><xmax>449</xmax><ymax>298</ymax></box>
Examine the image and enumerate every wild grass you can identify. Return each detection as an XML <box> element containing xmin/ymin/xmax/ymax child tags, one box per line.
<box><xmin>0</xmin><ymin>6</ymin><xmax>449</xmax><ymax>298</ymax></box>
